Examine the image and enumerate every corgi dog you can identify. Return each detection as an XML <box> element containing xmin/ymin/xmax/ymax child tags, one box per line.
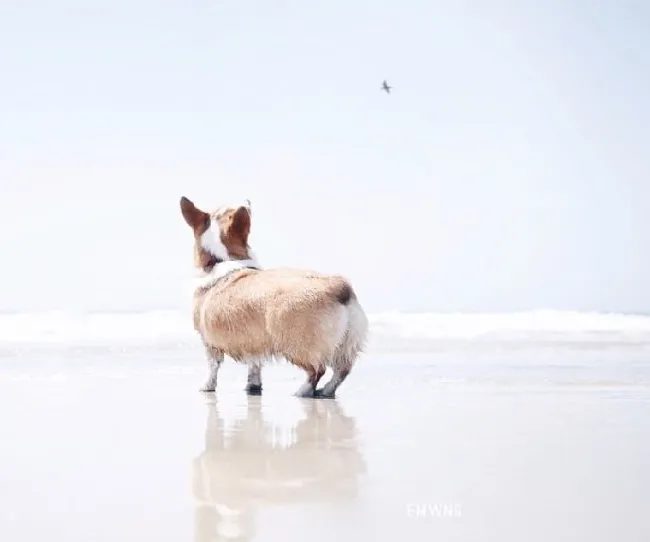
<box><xmin>180</xmin><ymin>196</ymin><xmax>368</xmax><ymax>398</ymax></box>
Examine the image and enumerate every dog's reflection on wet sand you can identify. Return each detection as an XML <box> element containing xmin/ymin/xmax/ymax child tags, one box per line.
<box><xmin>192</xmin><ymin>397</ymin><xmax>366</xmax><ymax>541</ymax></box>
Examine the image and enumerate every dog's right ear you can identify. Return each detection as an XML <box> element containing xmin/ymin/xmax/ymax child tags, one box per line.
<box><xmin>180</xmin><ymin>197</ymin><xmax>209</xmax><ymax>231</ymax></box>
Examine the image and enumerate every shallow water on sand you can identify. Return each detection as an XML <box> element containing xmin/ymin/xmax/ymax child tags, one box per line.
<box><xmin>0</xmin><ymin>346</ymin><xmax>649</xmax><ymax>541</ymax></box>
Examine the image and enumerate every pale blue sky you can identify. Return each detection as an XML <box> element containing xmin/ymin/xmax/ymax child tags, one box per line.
<box><xmin>1</xmin><ymin>1</ymin><xmax>649</xmax><ymax>313</ymax></box>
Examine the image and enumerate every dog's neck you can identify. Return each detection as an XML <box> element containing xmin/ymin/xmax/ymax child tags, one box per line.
<box><xmin>194</xmin><ymin>257</ymin><xmax>261</xmax><ymax>292</ymax></box>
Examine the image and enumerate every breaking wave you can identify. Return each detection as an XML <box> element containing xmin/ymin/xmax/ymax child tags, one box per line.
<box><xmin>1</xmin><ymin>309</ymin><xmax>650</xmax><ymax>350</ymax></box>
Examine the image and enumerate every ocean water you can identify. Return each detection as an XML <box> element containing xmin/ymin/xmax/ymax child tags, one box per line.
<box><xmin>0</xmin><ymin>309</ymin><xmax>649</xmax><ymax>390</ymax></box>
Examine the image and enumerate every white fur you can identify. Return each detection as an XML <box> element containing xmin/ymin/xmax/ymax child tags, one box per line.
<box><xmin>194</xmin><ymin>259</ymin><xmax>260</xmax><ymax>292</ymax></box>
<box><xmin>242</xmin><ymin>356</ymin><xmax>264</xmax><ymax>388</ymax></box>
<box><xmin>329</xmin><ymin>304</ymin><xmax>351</xmax><ymax>356</ymax></box>
<box><xmin>213</xmin><ymin>200</ymin><xmax>251</xmax><ymax>219</ymax></box>
<box><xmin>200</xmin><ymin>343</ymin><xmax>224</xmax><ymax>392</ymax></box>
<box><xmin>241</xmin><ymin>355</ymin><xmax>264</xmax><ymax>369</ymax></box>
<box><xmin>338</xmin><ymin>298</ymin><xmax>369</xmax><ymax>367</ymax></box>
<box><xmin>316</xmin><ymin>299</ymin><xmax>368</xmax><ymax>397</ymax></box>
<box><xmin>200</xmin><ymin>222</ymin><xmax>229</xmax><ymax>262</ymax></box>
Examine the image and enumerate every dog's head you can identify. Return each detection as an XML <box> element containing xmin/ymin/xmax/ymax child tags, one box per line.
<box><xmin>180</xmin><ymin>197</ymin><xmax>254</xmax><ymax>271</ymax></box>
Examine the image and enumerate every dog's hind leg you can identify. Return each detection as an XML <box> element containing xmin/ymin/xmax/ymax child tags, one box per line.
<box><xmin>294</xmin><ymin>363</ymin><xmax>326</xmax><ymax>398</ymax></box>
<box><xmin>314</xmin><ymin>367</ymin><xmax>350</xmax><ymax>399</ymax></box>
<box><xmin>200</xmin><ymin>342</ymin><xmax>224</xmax><ymax>393</ymax></box>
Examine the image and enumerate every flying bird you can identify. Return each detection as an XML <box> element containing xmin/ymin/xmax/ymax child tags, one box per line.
<box><xmin>381</xmin><ymin>80</ymin><xmax>391</xmax><ymax>94</ymax></box>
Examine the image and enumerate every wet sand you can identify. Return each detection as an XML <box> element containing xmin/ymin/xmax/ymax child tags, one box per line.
<box><xmin>0</xmin><ymin>350</ymin><xmax>649</xmax><ymax>541</ymax></box>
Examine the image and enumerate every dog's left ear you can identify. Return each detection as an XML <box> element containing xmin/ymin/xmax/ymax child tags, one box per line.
<box><xmin>230</xmin><ymin>204</ymin><xmax>251</xmax><ymax>242</ymax></box>
<box><xmin>180</xmin><ymin>197</ymin><xmax>209</xmax><ymax>231</ymax></box>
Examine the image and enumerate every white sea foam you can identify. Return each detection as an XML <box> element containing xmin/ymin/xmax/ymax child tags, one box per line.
<box><xmin>0</xmin><ymin>310</ymin><xmax>193</xmax><ymax>346</ymax></box>
<box><xmin>1</xmin><ymin>309</ymin><xmax>650</xmax><ymax>350</ymax></box>
<box><xmin>370</xmin><ymin>310</ymin><xmax>650</xmax><ymax>341</ymax></box>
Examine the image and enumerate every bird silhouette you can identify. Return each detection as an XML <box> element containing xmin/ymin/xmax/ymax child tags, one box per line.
<box><xmin>381</xmin><ymin>80</ymin><xmax>392</xmax><ymax>93</ymax></box>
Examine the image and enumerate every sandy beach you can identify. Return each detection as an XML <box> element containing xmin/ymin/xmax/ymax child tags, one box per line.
<box><xmin>1</xmin><ymin>332</ymin><xmax>649</xmax><ymax>542</ymax></box>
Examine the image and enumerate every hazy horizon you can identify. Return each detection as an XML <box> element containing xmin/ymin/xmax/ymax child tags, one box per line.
<box><xmin>2</xmin><ymin>1</ymin><xmax>649</xmax><ymax>314</ymax></box>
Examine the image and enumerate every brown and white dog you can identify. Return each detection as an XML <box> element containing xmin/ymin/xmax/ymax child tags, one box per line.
<box><xmin>180</xmin><ymin>196</ymin><xmax>368</xmax><ymax>398</ymax></box>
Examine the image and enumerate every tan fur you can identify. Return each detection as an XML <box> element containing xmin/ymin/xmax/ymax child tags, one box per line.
<box><xmin>180</xmin><ymin>196</ymin><xmax>368</xmax><ymax>397</ymax></box>
<box><xmin>194</xmin><ymin>268</ymin><xmax>355</xmax><ymax>367</ymax></box>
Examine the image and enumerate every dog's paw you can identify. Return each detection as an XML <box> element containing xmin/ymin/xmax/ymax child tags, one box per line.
<box><xmin>293</xmin><ymin>387</ymin><xmax>315</xmax><ymax>398</ymax></box>
<box><xmin>245</xmin><ymin>384</ymin><xmax>262</xmax><ymax>396</ymax></box>
<box><xmin>313</xmin><ymin>389</ymin><xmax>335</xmax><ymax>400</ymax></box>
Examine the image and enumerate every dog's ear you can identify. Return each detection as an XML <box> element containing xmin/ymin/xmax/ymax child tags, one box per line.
<box><xmin>180</xmin><ymin>197</ymin><xmax>209</xmax><ymax>231</ymax></box>
<box><xmin>230</xmin><ymin>204</ymin><xmax>251</xmax><ymax>242</ymax></box>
